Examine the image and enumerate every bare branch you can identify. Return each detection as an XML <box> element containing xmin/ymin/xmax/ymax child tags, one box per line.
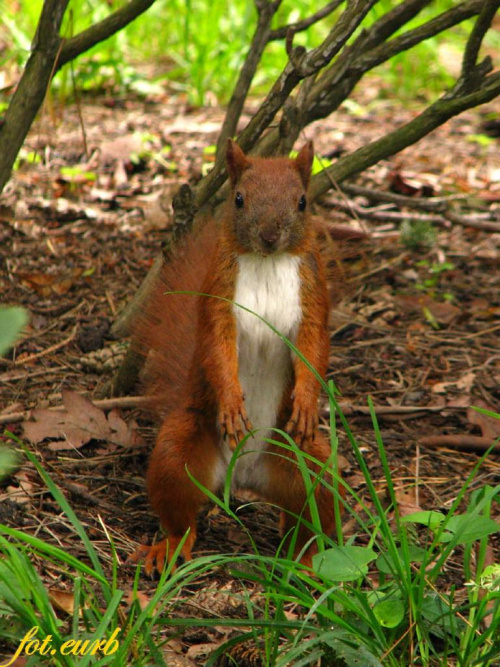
<box><xmin>304</xmin><ymin>0</ymin><xmax>484</xmax><ymax>125</ymax></box>
<box><xmin>0</xmin><ymin>0</ymin><xmax>69</xmax><ymax>192</ymax></box>
<box><xmin>353</xmin><ymin>0</ymin><xmax>432</xmax><ymax>50</ymax></box>
<box><xmin>254</xmin><ymin>0</ymin><xmax>483</xmax><ymax>156</ymax></box>
<box><xmin>57</xmin><ymin>0</ymin><xmax>157</xmax><ymax>70</ymax></box>
<box><xmin>310</xmin><ymin>71</ymin><xmax>500</xmax><ymax>200</ymax></box>
<box><xmin>361</xmin><ymin>0</ymin><xmax>485</xmax><ymax>78</ymax></box>
<box><xmin>295</xmin><ymin>0</ymin><xmax>378</xmax><ymax>77</ymax></box>
<box><xmin>215</xmin><ymin>0</ymin><xmax>282</xmax><ymax>160</ymax></box>
<box><xmin>269</xmin><ymin>0</ymin><xmax>343</xmax><ymax>41</ymax></box>
<box><xmin>461</xmin><ymin>0</ymin><xmax>500</xmax><ymax>86</ymax></box>
<box><xmin>195</xmin><ymin>0</ymin><xmax>377</xmax><ymax>208</ymax></box>
<box><xmin>340</xmin><ymin>183</ymin><xmax>451</xmax><ymax>212</ymax></box>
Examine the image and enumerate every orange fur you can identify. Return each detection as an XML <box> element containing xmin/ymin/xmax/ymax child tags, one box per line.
<box><xmin>132</xmin><ymin>141</ymin><xmax>342</xmax><ymax>574</ymax></box>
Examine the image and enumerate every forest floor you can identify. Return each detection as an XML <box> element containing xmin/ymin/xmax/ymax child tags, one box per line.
<box><xmin>0</xmin><ymin>85</ymin><xmax>499</xmax><ymax>665</ymax></box>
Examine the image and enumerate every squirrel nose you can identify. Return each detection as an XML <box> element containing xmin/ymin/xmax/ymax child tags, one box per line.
<box><xmin>259</xmin><ymin>226</ymin><xmax>280</xmax><ymax>246</ymax></box>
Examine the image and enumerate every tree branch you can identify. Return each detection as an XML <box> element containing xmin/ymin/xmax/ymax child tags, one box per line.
<box><xmin>57</xmin><ymin>0</ymin><xmax>157</xmax><ymax>71</ymax></box>
<box><xmin>195</xmin><ymin>0</ymin><xmax>377</xmax><ymax>209</ymax></box>
<box><xmin>214</xmin><ymin>0</ymin><xmax>282</xmax><ymax>160</ymax></box>
<box><xmin>293</xmin><ymin>0</ymin><xmax>378</xmax><ymax>77</ymax></box>
<box><xmin>0</xmin><ymin>0</ymin><xmax>69</xmax><ymax>193</ymax></box>
<box><xmin>304</xmin><ymin>0</ymin><xmax>484</xmax><ymax>125</ymax></box>
<box><xmin>254</xmin><ymin>0</ymin><xmax>482</xmax><ymax>157</ymax></box>
<box><xmin>310</xmin><ymin>72</ymin><xmax>500</xmax><ymax>201</ymax></box>
<box><xmin>462</xmin><ymin>0</ymin><xmax>500</xmax><ymax>78</ymax></box>
<box><xmin>269</xmin><ymin>0</ymin><xmax>343</xmax><ymax>41</ymax></box>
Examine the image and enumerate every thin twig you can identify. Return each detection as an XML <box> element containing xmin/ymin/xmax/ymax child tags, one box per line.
<box><xmin>338</xmin><ymin>404</ymin><xmax>466</xmax><ymax>416</ymax></box>
<box><xmin>419</xmin><ymin>435</ymin><xmax>500</xmax><ymax>452</ymax></box>
<box><xmin>324</xmin><ymin>195</ymin><xmax>500</xmax><ymax>232</ymax></box>
<box><xmin>12</xmin><ymin>327</ymin><xmax>78</xmax><ymax>366</ymax></box>
<box><xmin>340</xmin><ymin>183</ymin><xmax>455</xmax><ymax>212</ymax></box>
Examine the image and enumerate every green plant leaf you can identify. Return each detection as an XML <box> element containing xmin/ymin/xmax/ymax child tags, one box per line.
<box><xmin>373</xmin><ymin>598</ymin><xmax>405</xmax><ymax>628</ymax></box>
<box><xmin>376</xmin><ymin>546</ymin><xmax>427</xmax><ymax>575</ymax></box>
<box><xmin>420</xmin><ymin>593</ymin><xmax>464</xmax><ymax>640</ymax></box>
<box><xmin>320</xmin><ymin>633</ymin><xmax>383</xmax><ymax>667</ymax></box>
<box><xmin>0</xmin><ymin>446</ymin><xmax>19</xmax><ymax>481</ymax></box>
<box><xmin>439</xmin><ymin>515</ymin><xmax>500</xmax><ymax>545</ymax></box>
<box><xmin>313</xmin><ymin>546</ymin><xmax>377</xmax><ymax>582</ymax></box>
<box><xmin>400</xmin><ymin>510</ymin><xmax>445</xmax><ymax>530</ymax></box>
<box><xmin>0</xmin><ymin>306</ymin><xmax>28</xmax><ymax>356</ymax></box>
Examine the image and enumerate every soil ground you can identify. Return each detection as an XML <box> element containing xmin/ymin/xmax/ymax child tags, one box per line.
<box><xmin>0</xmin><ymin>87</ymin><xmax>499</xmax><ymax>665</ymax></box>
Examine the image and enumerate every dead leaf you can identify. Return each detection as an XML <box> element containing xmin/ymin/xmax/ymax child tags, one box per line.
<box><xmin>186</xmin><ymin>643</ymin><xmax>220</xmax><ymax>661</ymax></box>
<box><xmin>6</xmin><ymin>470</ymin><xmax>34</xmax><ymax>505</ymax></box>
<box><xmin>389</xmin><ymin>170</ymin><xmax>436</xmax><ymax>197</ymax></box>
<box><xmin>395</xmin><ymin>486</ymin><xmax>422</xmax><ymax>517</ymax></box>
<box><xmin>467</xmin><ymin>400</ymin><xmax>500</xmax><ymax>440</ymax></box>
<box><xmin>113</xmin><ymin>160</ymin><xmax>128</xmax><ymax>187</ymax></box>
<box><xmin>49</xmin><ymin>589</ymin><xmax>75</xmax><ymax>615</ymax></box>
<box><xmin>23</xmin><ymin>390</ymin><xmax>140</xmax><ymax>450</ymax></box>
<box><xmin>122</xmin><ymin>590</ymin><xmax>151</xmax><ymax>611</ymax></box>
<box><xmin>425</xmin><ymin>300</ymin><xmax>460</xmax><ymax>326</ymax></box>
<box><xmin>16</xmin><ymin>268</ymin><xmax>83</xmax><ymax>297</ymax></box>
<box><xmin>101</xmin><ymin>134</ymin><xmax>144</xmax><ymax>162</ymax></box>
<box><xmin>432</xmin><ymin>371</ymin><xmax>476</xmax><ymax>394</ymax></box>
<box><xmin>396</xmin><ymin>294</ymin><xmax>460</xmax><ymax>325</ymax></box>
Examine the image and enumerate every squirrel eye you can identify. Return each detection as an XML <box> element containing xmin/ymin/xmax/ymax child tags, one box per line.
<box><xmin>235</xmin><ymin>192</ymin><xmax>244</xmax><ymax>208</ymax></box>
<box><xmin>298</xmin><ymin>195</ymin><xmax>307</xmax><ymax>212</ymax></box>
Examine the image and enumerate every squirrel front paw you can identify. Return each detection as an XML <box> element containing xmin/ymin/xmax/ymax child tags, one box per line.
<box><xmin>219</xmin><ymin>397</ymin><xmax>253</xmax><ymax>449</ymax></box>
<box><xmin>285</xmin><ymin>395</ymin><xmax>318</xmax><ymax>447</ymax></box>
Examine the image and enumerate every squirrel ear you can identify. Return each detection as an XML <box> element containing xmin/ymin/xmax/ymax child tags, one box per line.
<box><xmin>226</xmin><ymin>139</ymin><xmax>251</xmax><ymax>187</ymax></box>
<box><xmin>294</xmin><ymin>141</ymin><xmax>314</xmax><ymax>188</ymax></box>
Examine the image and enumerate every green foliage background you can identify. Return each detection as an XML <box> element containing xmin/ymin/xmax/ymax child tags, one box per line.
<box><xmin>2</xmin><ymin>0</ymin><xmax>499</xmax><ymax>105</ymax></box>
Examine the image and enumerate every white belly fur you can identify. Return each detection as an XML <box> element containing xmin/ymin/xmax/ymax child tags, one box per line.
<box><xmin>221</xmin><ymin>253</ymin><xmax>302</xmax><ymax>491</ymax></box>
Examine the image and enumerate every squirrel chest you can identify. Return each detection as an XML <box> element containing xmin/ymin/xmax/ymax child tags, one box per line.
<box><xmin>226</xmin><ymin>252</ymin><xmax>302</xmax><ymax>487</ymax></box>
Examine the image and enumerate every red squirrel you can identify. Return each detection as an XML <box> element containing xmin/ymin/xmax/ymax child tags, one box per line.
<box><xmin>132</xmin><ymin>140</ymin><xmax>340</xmax><ymax>574</ymax></box>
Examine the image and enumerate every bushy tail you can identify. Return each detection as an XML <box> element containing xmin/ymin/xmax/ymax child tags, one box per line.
<box><xmin>132</xmin><ymin>219</ymin><xmax>218</xmax><ymax>416</ymax></box>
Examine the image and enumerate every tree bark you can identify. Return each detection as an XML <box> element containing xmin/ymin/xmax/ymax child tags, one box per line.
<box><xmin>0</xmin><ymin>0</ymin><xmax>156</xmax><ymax>194</ymax></box>
<box><xmin>0</xmin><ymin>0</ymin><xmax>68</xmax><ymax>193</ymax></box>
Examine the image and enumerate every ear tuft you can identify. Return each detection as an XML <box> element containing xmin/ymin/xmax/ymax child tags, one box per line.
<box><xmin>294</xmin><ymin>141</ymin><xmax>314</xmax><ymax>188</ymax></box>
<box><xmin>226</xmin><ymin>139</ymin><xmax>251</xmax><ymax>187</ymax></box>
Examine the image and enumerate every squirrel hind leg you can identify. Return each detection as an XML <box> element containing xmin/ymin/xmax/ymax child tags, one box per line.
<box><xmin>139</xmin><ymin>411</ymin><xmax>222</xmax><ymax>575</ymax></box>
<box><xmin>265</xmin><ymin>433</ymin><xmax>343</xmax><ymax>567</ymax></box>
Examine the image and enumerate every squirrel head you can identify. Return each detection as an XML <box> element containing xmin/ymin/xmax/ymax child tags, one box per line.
<box><xmin>225</xmin><ymin>139</ymin><xmax>314</xmax><ymax>256</ymax></box>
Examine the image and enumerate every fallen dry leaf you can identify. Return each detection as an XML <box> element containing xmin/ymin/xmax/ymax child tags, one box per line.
<box><xmin>49</xmin><ymin>589</ymin><xmax>76</xmax><ymax>615</ymax></box>
<box><xmin>432</xmin><ymin>371</ymin><xmax>476</xmax><ymax>394</ymax></box>
<box><xmin>6</xmin><ymin>470</ymin><xmax>35</xmax><ymax>505</ymax></box>
<box><xmin>122</xmin><ymin>590</ymin><xmax>152</xmax><ymax>611</ymax></box>
<box><xmin>23</xmin><ymin>390</ymin><xmax>141</xmax><ymax>450</ymax></box>
<box><xmin>467</xmin><ymin>400</ymin><xmax>500</xmax><ymax>440</ymax></box>
<box><xmin>395</xmin><ymin>294</ymin><xmax>460</xmax><ymax>325</ymax></box>
<box><xmin>395</xmin><ymin>486</ymin><xmax>423</xmax><ymax>517</ymax></box>
<box><xmin>388</xmin><ymin>170</ymin><xmax>436</xmax><ymax>197</ymax></box>
<box><xmin>16</xmin><ymin>268</ymin><xmax>83</xmax><ymax>297</ymax></box>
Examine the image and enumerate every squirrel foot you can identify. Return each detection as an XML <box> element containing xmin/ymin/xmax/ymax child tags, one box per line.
<box><xmin>129</xmin><ymin>537</ymin><xmax>192</xmax><ymax>576</ymax></box>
